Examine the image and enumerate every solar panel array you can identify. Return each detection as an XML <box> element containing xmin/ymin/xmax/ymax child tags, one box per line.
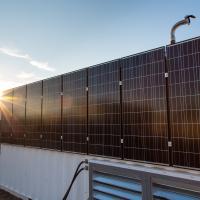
<box><xmin>26</xmin><ymin>81</ymin><xmax>42</xmax><ymax>147</ymax></box>
<box><xmin>0</xmin><ymin>36</ymin><xmax>200</xmax><ymax>169</ymax></box>
<box><xmin>167</xmin><ymin>37</ymin><xmax>200</xmax><ymax>168</ymax></box>
<box><xmin>42</xmin><ymin>76</ymin><xmax>62</xmax><ymax>150</ymax></box>
<box><xmin>0</xmin><ymin>89</ymin><xmax>13</xmax><ymax>143</ymax></box>
<box><xmin>122</xmin><ymin>48</ymin><xmax>169</xmax><ymax>164</ymax></box>
<box><xmin>12</xmin><ymin>86</ymin><xmax>26</xmax><ymax>145</ymax></box>
<box><xmin>88</xmin><ymin>61</ymin><xmax>121</xmax><ymax>157</ymax></box>
<box><xmin>63</xmin><ymin>69</ymin><xmax>87</xmax><ymax>153</ymax></box>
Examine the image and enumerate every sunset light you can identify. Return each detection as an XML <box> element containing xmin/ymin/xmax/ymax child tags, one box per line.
<box><xmin>0</xmin><ymin>1</ymin><xmax>200</xmax><ymax>199</ymax></box>
<box><xmin>0</xmin><ymin>90</ymin><xmax>3</xmax><ymax>100</ymax></box>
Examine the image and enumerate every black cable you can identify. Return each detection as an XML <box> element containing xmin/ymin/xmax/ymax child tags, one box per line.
<box><xmin>62</xmin><ymin>167</ymin><xmax>85</xmax><ymax>200</ymax></box>
<box><xmin>62</xmin><ymin>160</ymin><xmax>88</xmax><ymax>200</ymax></box>
<box><xmin>74</xmin><ymin>160</ymin><xmax>85</xmax><ymax>175</ymax></box>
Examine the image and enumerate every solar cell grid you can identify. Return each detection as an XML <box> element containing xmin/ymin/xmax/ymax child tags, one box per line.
<box><xmin>167</xmin><ymin>37</ymin><xmax>200</xmax><ymax>168</ymax></box>
<box><xmin>42</xmin><ymin>76</ymin><xmax>62</xmax><ymax>150</ymax></box>
<box><xmin>0</xmin><ymin>90</ymin><xmax>13</xmax><ymax>143</ymax></box>
<box><xmin>88</xmin><ymin>61</ymin><xmax>121</xmax><ymax>158</ymax></box>
<box><xmin>26</xmin><ymin>81</ymin><xmax>42</xmax><ymax>147</ymax></box>
<box><xmin>62</xmin><ymin>69</ymin><xmax>87</xmax><ymax>153</ymax></box>
<box><xmin>122</xmin><ymin>48</ymin><xmax>169</xmax><ymax>164</ymax></box>
<box><xmin>12</xmin><ymin>86</ymin><xmax>26</xmax><ymax>145</ymax></box>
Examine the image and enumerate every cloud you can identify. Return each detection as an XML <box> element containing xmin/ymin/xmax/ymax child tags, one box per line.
<box><xmin>29</xmin><ymin>60</ymin><xmax>54</xmax><ymax>71</ymax></box>
<box><xmin>17</xmin><ymin>72</ymin><xmax>35</xmax><ymax>79</ymax></box>
<box><xmin>0</xmin><ymin>48</ymin><xmax>30</xmax><ymax>59</ymax></box>
<box><xmin>0</xmin><ymin>47</ymin><xmax>55</xmax><ymax>72</ymax></box>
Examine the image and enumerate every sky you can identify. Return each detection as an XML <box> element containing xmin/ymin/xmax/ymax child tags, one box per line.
<box><xmin>0</xmin><ymin>0</ymin><xmax>199</xmax><ymax>94</ymax></box>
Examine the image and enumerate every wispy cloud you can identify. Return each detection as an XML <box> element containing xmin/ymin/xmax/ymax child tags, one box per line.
<box><xmin>0</xmin><ymin>48</ymin><xmax>30</xmax><ymax>59</ymax></box>
<box><xmin>17</xmin><ymin>71</ymin><xmax>35</xmax><ymax>79</ymax></box>
<box><xmin>0</xmin><ymin>47</ymin><xmax>55</xmax><ymax>72</ymax></box>
<box><xmin>29</xmin><ymin>60</ymin><xmax>54</xmax><ymax>71</ymax></box>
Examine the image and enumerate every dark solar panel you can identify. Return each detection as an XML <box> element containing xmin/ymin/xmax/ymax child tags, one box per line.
<box><xmin>42</xmin><ymin>76</ymin><xmax>62</xmax><ymax>150</ymax></box>
<box><xmin>88</xmin><ymin>61</ymin><xmax>121</xmax><ymax>158</ymax></box>
<box><xmin>122</xmin><ymin>48</ymin><xmax>169</xmax><ymax>164</ymax></box>
<box><xmin>26</xmin><ymin>81</ymin><xmax>42</xmax><ymax>147</ymax></box>
<box><xmin>167</xmin><ymin>37</ymin><xmax>200</xmax><ymax>168</ymax></box>
<box><xmin>12</xmin><ymin>86</ymin><xmax>26</xmax><ymax>145</ymax></box>
<box><xmin>62</xmin><ymin>69</ymin><xmax>87</xmax><ymax>153</ymax></box>
<box><xmin>0</xmin><ymin>89</ymin><xmax>13</xmax><ymax>143</ymax></box>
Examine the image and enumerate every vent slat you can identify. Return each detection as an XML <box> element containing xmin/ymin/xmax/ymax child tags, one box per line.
<box><xmin>93</xmin><ymin>172</ymin><xmax>142</xmax><ymax>192</ymax></box>
<box><xmin>93</xmin><ymin>191</ymin><xmax>124</xmax><ymax>200</ymax></box>
<box><xmin>93</xmin><ymin>182</ymin><xmax>142</xmax><ymax>200</ymax></box>
<box><xmin>153</xmin><ymin>185</ymin><xmax>200</xmax><ymax>200</ymax></box>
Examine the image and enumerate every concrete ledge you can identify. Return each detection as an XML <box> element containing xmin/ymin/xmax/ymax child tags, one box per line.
<box><xmin>0</xmin><ymin>184</ymin><xmax>30</xmax><ymax>200</ymax></box>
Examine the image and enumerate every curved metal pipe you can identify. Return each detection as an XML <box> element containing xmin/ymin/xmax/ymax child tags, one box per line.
<box><xmin>170</xmin><ymin>15</ymin><xmax>196</xmax><ymax>44</ymax></box>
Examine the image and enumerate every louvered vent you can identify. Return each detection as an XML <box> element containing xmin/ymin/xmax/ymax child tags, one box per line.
<box><xmin>89</xmin><ymin>160</ymin><xmax>200</xmax><ymax>200</ymax></box>
<box><xmin>153</xmin><ymin>184</ymin><xmax>200</xmax><ymax>200</ymax></box>
<box><xmin>92</xmin><ymin>171</ymin><xmax>142</xmax><ymax>200</ymax></box>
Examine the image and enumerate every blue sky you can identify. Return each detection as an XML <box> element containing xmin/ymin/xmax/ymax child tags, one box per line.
<box><xmin>0</xmin><ymin>0</ymin><xmax>199</xmax><ymax>92</ymax></box>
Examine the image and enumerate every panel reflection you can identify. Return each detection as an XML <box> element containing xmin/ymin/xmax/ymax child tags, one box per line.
<box><xmin>42</xmin><ymin>76</ymin><xmax>62</xmax><ymax>150</ymax></box>
<box><xmin>63</xmin><ymin>69</ymin><xmax>87</xmax><ymax>153</ymax></box>
<box><xmin>26</xmin><ymin>81</ymin><xmax>42</xmax><ymax>147</ymax></box>
<box><xmin>122</xmin><ymin>48</ymin><xmax>169</xmax><ymax>164</ymax></box>
<box><xmin>0</xmin><ymin>89</ymin><xmax>13</xmax><ymax>143</ymax></box>
<box><xmin>88</xmin><ymin>61</ymin><xmax>121</xmax><ymax>158</ymax></box>
<box><xmin>167</xmin><ymin>37</ymin><xmax>200</xmax><ymax>168</ymax></box>
<box><xmin>12</xmin><ymin>86</ymin><xmax>26</xmax><ymax>145</ymax></box>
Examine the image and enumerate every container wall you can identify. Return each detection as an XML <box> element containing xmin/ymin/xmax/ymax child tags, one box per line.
<box><xmin>0</xmin><ymin>144</ymin><xmax>89</xmax><ymax>200</ymax></box>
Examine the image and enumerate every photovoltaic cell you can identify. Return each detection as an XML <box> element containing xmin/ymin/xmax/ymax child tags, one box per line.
<box><xmin>26</xmin><ymin>81</ymin><xmax>42</xmax><ymax>147</ymax></box>
<box><xmin>12</xmin><ymin>86</ymin><xmax>26</xmax><ymax>145</ymax></box>
<box><xmin>167</xmin><ymin>37</ymin><xmax>200</xmax><ymax>168</ymax></box>
<box><xmin>0</xmin><ymin>89</ymin><xmax>13</xmax><ymax>143</ymax></box>
<box><xmin>42</xmin><ymin>76</ymin><xmax>62</xmax><ymax>150</ymax></box>
<box><xmin>88</xmin><ymin>61</ymin><xmax>121</xmax><ymax>158</ymax></box>
<box><xmin>63</xmin><ymin>69</ymin><xmax>87</xmax><ymax>153</ymax></box>
<box><xmin>122</xmin><ymin>48</ymin><xmax>169</xmax><ymax>164</ymax></box>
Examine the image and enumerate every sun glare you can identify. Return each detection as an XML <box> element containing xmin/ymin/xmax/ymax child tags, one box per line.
<box><xmin>0</xmin><ymin>90</ymin><xmax>3</xmax><ymax>100</ymax></box>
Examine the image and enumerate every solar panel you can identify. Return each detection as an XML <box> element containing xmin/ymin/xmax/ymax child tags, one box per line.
<box><xmin>42</xmin><ymin>76</ymin><xmax>62</xmax><ymax>150</ymax></box>
<box><xmin>167</xmin><ymin>37</ymin><xmax>200</xmax><ymax>168</ymax></box>
<box><xmin>26</xmin><ymin>81</ymin><xmax>42</xmax><ymax>147</ymax></box>
<box><xmin>0</xmin><ymin>89</ymin><xmax>13</xmax><ymax>143</ymax></box>
<box><xmin>12</xmin><ymin>86</ymin><xmax>26</xmax><ymax>145</ymax></box>
<box><xmin>62</xmin><ymin>69</ymin><xmax>87</xmax><ymax>153</ymax></box>
<box><xmin>88</xmin><ymin>61</ymin><xmax>121</xmax><ymax>158</ymax></box>
<box><xmin>122</xmin><ymin>48</ymin><xmax>169</xmax><ymax>164</ymax></box>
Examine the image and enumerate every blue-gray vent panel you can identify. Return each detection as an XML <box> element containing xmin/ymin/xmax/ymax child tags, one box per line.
<box><xmin>92</xmin><ymin>171</ymin><xmax>142</xmax><ymax>200</ymax></box>
<box><xmin>153</xmin><ymin>184</ymin><xmax>200</xmax><ymax>200</ymax></box>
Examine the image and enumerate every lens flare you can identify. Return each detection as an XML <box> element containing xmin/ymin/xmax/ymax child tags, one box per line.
<box><xmin>0</xmin><ymin>90</ymin><xmax>3</xmax><ymax>100</ymax></box>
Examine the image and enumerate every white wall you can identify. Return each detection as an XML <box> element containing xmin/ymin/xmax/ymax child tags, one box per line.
<box><xmin>0</xmin><ymin>144</ymin><xmax>89</xmax><ymax>200</ymax></box>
